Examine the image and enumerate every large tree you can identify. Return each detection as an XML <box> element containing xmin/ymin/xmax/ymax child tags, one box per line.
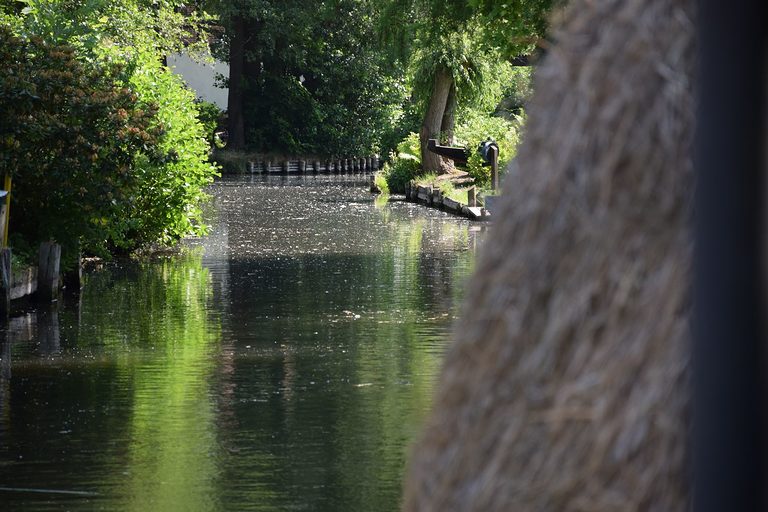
<box><xmin>215</xmin><ymin>0</ymin><xmax>404</xmax><ymax>156</ymax></box>
<box><xmin>379</xmin><ymin>0</ymin><xmax>556</xmax><ymax>173</ymax></box>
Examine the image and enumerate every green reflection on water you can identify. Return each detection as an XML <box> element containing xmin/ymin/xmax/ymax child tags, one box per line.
<box><xmin>84</xmin><ymin>254</ymin><xmax>225</xmax><ymax>511</ymax></box>
<box><xmin>1</xmin><ymin>177</ymin><xmax>481</xmax><ymax>512</ymax></box>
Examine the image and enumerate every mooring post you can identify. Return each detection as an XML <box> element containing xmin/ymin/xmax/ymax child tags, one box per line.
<box><xmin>490</xmin><ymin>146</ymin><xmax>500</xmax><ymax>191</ymax></box>
<box><xmin>63</xmin><ymin>252</ymin><xmax>82</xmax><ymax>294</ymax></box>
<box><xmin>37</xmin><ymin>242</ymin><xmax>61</xmax><ymax>302</ymax></box>
<box><xmin>0</xmin><ymin>248</ymin><xmax>10</xmax><ymax>319</ymax></box>
<box><xmin>468</xmin><ymin>186</ymin><xmax>477</xmax><ymax>207</ymax></box>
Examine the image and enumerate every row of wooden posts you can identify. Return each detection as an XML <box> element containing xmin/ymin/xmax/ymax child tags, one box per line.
<box><xmin>0</xmin><ymin>241</ymin><xmax>74</xmax><ymax>318</ymax></box>
<box><xmin>249</xmin><ymin>155</ymin><xmax>380</xmax><ymax>174</ymax></box>
<box><xmin>403</xmin><ymin>181</ymin><xmax>491</xmax><ymax>221</ymax></box>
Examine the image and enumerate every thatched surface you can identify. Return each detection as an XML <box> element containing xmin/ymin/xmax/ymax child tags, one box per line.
<box><xmin>402</xmin><ymin>0</ymin><xmax>696</xmax><ymax>510</ymax></box>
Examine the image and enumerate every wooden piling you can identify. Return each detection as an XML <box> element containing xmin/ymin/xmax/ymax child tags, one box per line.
<box><xmin>37</xmin><ymin>242</ymin><xmax>61</xmax><ymax>302</ymax></box>
<box><xmin>468</xmin><ymin>186</ymin><xmax>477</xmax><ymax>207</ymax></box>
<box><xmin>490</xmin><ymin>146</ymin><xmax>500</xmax><ymax>191</ymax></box>
<box><xmin>63</xmin><ymin>253</ymin><xmax>82</xmax><ymax>294</ymax></box>
<box><xmin>0</xmin><ymin>248</ymin><xmax>10</xmax><ymax>318</ymax></box>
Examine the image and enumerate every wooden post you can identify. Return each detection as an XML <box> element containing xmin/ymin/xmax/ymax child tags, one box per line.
<box><xmin>299</xmin><ymin>160</ymin><xmax>306</xmax><ymax>173</ymax></box>
<box><xmin>63</xmin><ymin>253</ymin><xmax>82</xmax><ymax>294</ymax></box>
<box><xmin>0</xmin><ymin>196</ymin><xmax>7</xmax><ymax>252</ymax></box>
<box><xmin>490</xmin><ymin>146</ymin><xmax>500</xmax><ymax>191</ymax></box>
<box><xmin>283</xmin><ymin>160</ymin><xmax>289</xmax><ymax>173</ymax></box>
<box><xmin>37</xmin><ymin>242</ymin><xmax>61</xmax><ymax>302</ymax></box>
<box><xmin>373</xmin><ymin>154</ymin><xmax>380</xmax><ymax>170</ymax></box>
<box><xmin>3</xmin><ymin>175</ymin><xmax>10</xmax><ymax>248</ymax></box>
<box><xmin>0</xmin><ymin>248</ymin><xmax>10</xmax><ymax>319</ymax></box>
<box><xmin>468</xmin><ymin>186</ymin><xmax>477</xmax><ymax>207</ymax></box>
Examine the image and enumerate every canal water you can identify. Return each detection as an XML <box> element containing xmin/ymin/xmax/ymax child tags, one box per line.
<box><xmin>0</xmin><ymin>175</ymin><xmax>484</xmax><ymax>511</ymax></box>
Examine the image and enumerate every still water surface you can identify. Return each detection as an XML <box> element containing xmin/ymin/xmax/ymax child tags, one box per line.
<box><xmin>0</xmin><ymin>175</ymin><xmax>484</xmax><ymax>511</ymax></box>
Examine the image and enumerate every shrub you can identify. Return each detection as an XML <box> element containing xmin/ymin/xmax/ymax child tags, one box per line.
<box><xmin>124</xmin><ymin>55</ymin><xmax>218</xmax><ymax>248</ymax></box>
<box><xmin>0</xmin><ymin>27</ymin><xmax>164</xmax><ymax>263</ymax></box>
<box><xmin>456</xmin><ymin>111</ymin><xmax>525</xmax><ymax>189</ymax></box>
<box><xmin>380</xmin><ymin>132</ymin><xmax>422</xmax><ymax>193</ymax></box>
<box><xmin>0</xmin><ymin>24</ymin><xmax>218</xmax><ymax>264</ymax></box>
<box><xmin>195</xmin><ymin>99</ymin><xmax>224</xmax><ymax>147</ymax></box>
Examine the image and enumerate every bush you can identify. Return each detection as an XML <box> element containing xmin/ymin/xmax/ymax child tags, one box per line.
<box><xmin>456</xmin><ymin>111</ymin><xmax>524</xmax><ymax>189</ymax></box>
<box><xmin>0</xmin><ymin>24</ymin><xmax>218</xmax><ymax>264</ymax></box>
<box><xmin>0</xmin><ymin>27</ymin><xmax>164</xmax><ymax>263</ymax></box>
<box><xmin>195</xmin><ymin>99</ymin><xmax>224</xmax><ymax>147</ymax></box>
<box><xmin>125</xmin><ymin>55</ymin><xmax>219</xmax><ymax>248</ymax></box>
<box><xmin>380</xmin><ymin>132</ymin><xmax>422</xmax><ymax>193</ymax></box>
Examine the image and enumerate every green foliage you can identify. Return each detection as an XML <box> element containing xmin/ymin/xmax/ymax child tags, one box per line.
<box><xmin>195</xmin><ymin>99</ymin><xmax>224</xmax><ymax>146</ymax></box>
<box><xmin>456</xmin><ymin>111</ymin><xmax>525</xmax><ymax>188</ymax></box>
<box><xmin>381</xmin><ymin>158</ymin><xmax>421</xmax><ymax>194</ymax></box>
<box><xmin>0</xmin><ymin>26</ymin><xmax>164</xmax><ymax>258</ymax></box>
<box><xmin>218</xmin><ymin>0</ymin><xmax>406</xmax><ymax>157</ymax></box>
<box><xmin>380</xmin><ymin>132</ymin><xmax>422</xmax><ymax>193</ymax></box>
<box><xmin>125</xmin><ymin>53</ymin><xmax>219</xmax><ymax>248</ymax></box>
<box><xmin>373</xmin><ymin>172</ymin><xmax>390</xmax><ymax>195</ymax></box>
<box><xmin>467</xmin><ymin>0</ymin><xmax>560</xmax><ymax>59</ymax></box>
<box><xmin>495</xmin><ymin>66</ymin><xmax>533</xmax><ymax>117</ymax></box>
<box><xmin>1</xmin><ymin>1</ymin><xmax>219</xmax><ymax>260</ymax></box>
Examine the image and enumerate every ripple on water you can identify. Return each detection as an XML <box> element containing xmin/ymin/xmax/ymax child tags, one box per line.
<box><xmin>0</xmin><ymin>174</ymin><xmax>485</xmax><ymax>512</ymax></box>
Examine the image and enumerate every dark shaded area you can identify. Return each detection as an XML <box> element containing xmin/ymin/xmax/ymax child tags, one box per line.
<box><xmin>693</xmin><ymin>0</ymin><xmax>767</xmax><ymax>509</ymax></box>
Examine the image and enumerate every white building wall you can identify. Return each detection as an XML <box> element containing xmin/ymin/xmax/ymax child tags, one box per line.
<box><xmin>168</xmin><ymin>53</ymin><xmax>230</xmax><ymax>110</ymax></box>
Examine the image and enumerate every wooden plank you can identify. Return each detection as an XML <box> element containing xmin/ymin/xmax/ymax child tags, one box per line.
<box><xmin>442</xmin><ymin>197</ymin><xmax>461</xmax><ymax>211</ymax></box>
<box><xmin>427</xmin><ymin>138</ymin><xmax>469</xmax><ymax>165</ymax></box>
<box><xmin>466</xmin><ymin>207</ymin><xmax>484</xmax><ymax>220</ymax></box>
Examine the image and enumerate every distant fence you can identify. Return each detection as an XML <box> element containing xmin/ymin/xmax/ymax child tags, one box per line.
<box><xmin>248</xmin><ymin>155</ymin><xmax>380</xmax><ymax>174</ymax></box>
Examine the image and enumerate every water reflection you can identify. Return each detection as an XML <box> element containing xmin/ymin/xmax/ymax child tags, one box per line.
<box><xmin>0</xmin><ymin>175</ymin><xmax>484</xmax><ymax>511</ymax></box>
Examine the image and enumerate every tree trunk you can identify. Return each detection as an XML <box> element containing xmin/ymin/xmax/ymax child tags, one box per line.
<box><xmin>441</xmin><ymin>81</ymin><xmax>457</xmax><ymax>145</ymax></box>
<box><xmin>227</xmin><ymin>15</ymin><xmax>246</xmax><ymax>150</ymax></box>
<box><xmin>420</xmin><ymin>66</ymin><xmax>454</xmax><ymax>174</ymax></box>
